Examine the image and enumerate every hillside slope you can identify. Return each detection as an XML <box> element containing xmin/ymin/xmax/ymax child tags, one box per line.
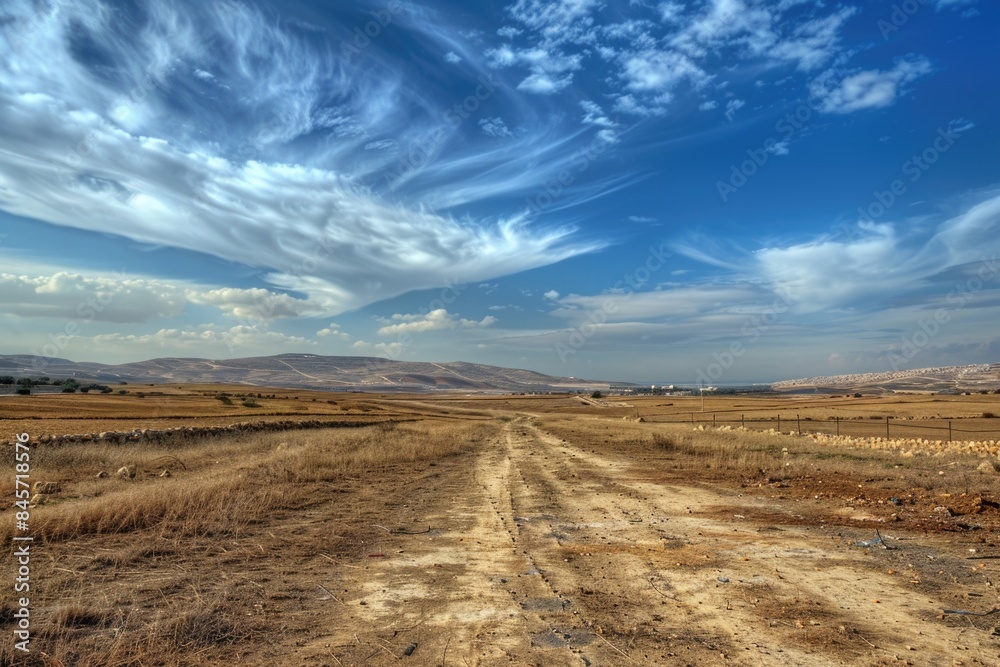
<box><xmin>772</xmin><ymin>363</ymin><xmax>1000</xmax><ymax>393</ymax></box>
<box><xmin>0</xmin><ymin>353</ymin><xmax>614</xmax><ymax>393</ymax></box>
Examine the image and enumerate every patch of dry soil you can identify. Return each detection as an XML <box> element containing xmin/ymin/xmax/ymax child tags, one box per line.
<box><xmin>288</xmin><ymin>417</ymin><xmax>1000</xmax><ymax>666</ymax></box>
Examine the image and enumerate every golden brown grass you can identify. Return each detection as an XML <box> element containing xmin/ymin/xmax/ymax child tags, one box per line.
<box><xmin>0</xmin><ymin>417</ymin><xmax>498</xmax><ymax>666</ymax></box>
<box><xmin>0</xmin><ymin>384</ymin><xmax>499</xmax><ymax>439</ymax></box>
<box><xmin>534</xmin><ymin>415</ymin><xmax>1000</xmax><ymax>497</ymax></box>
<box><xmin>4</xmin><ymin>390</ymin><xmax>999</xmax><ymax>665</ymax></box>
<box><xmin>1</xmin><ymin>421</ymin><xmax>486</xmax><ymax>544</ymax></box>
<box><xmin>619</xmin><ymin>392</ymin><xmax>1000</xmax><ymax>421</ymax></box>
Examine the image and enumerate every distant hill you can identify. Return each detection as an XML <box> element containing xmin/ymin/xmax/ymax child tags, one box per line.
<box><xmin>772</xmin><ymin>363</ymin><xmax>1000</xmax><ymax>394</ymax></box>
<box><xmin>0</xmin><ymin>353</ymin><xmax>617</xmax><ymax>393</ymax></box>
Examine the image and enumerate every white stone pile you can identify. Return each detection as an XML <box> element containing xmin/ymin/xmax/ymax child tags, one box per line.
<box><xmin>696</xmin><ymin>424</ymin><xmax>1000</xmax><ymax>459</ymax></box>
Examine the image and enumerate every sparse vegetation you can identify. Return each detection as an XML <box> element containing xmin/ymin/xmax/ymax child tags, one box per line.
<box><xmin>0</xmin><ymin>417</ymin><xmax>493</xmax><ymax>664</ymax></box>
<box><xmin>3</xmin><ymin>386</ymin><xmax>999</xmax><ymax>665</ymax></box>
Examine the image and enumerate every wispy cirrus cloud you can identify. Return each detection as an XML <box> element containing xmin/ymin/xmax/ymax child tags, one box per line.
<box><xmin>672</xmin><ymin>190</ymin><xmax>1000</xmax><ymax>316</ymax></box>
<box><xmin>0</xmin><ymin>0</ymin><xmax>605</xmax><ymax>318</ymax></box>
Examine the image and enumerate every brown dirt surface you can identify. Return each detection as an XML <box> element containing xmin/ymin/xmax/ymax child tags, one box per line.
<box><xmin>3</xmin><ymin>393</ymin><xmax>1000</xmax><ymax>665</ymax></box>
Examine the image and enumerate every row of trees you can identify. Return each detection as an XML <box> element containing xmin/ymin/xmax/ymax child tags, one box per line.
<box><xmin>1</xmin><ymin>377</ymin><xmax>119</xmax><ymax>394</ymax></box>
<box><xmin>0</xmin><ymin>376</ymin><xmax>125</xmax><ymax>387</ymax></box>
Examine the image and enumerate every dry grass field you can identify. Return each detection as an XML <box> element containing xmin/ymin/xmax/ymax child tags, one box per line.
<box><xmin>3</xmin><ymin>388</ymin><xmax>1000</xmax><ymax>665</ymax></box>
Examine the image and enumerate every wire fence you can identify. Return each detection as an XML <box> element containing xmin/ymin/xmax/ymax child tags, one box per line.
<box><xmin>654</xmin><ymin>413</ymin><xmax>1000</xmax><ymax>442</ymax></box>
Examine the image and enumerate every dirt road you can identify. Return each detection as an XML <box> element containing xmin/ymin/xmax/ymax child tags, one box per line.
<box><xmin>287</xmin><ymin>417</ymin><xmax>999</xmax><ymax>666</ymax></box>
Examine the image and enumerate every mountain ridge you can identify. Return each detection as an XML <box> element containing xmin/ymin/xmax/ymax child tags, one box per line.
<box><xmin>0</xmin><ymin>353</ymin><xmax>616</xmax><ymax>393</ymax></box>
<box><xmin>772</xmin><ymin>363</ymin><xmax>1000</xmax><ymax>394</ymax></box>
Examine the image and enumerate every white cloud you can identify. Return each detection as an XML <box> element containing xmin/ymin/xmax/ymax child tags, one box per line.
<box><xmin>811</xmin><ymin>56</ymin><xmax>933</xmax><ymax>114</ymax></box>
<box><xmin>767</xmin><ymin>8</ymin><xmax>858</xmax><ymax>72</ymax></box>
<box><xmin>923</xmin><ymin>190</ymin><xmax>1000</xmax><ymax>268</ymax></box>
<box><xmin>628</xmin><ymin>215</ymin><xmax>656</xmax><ymax>223</ymax></box>
<box><xmin>0</xmin><ymin>91</ymin><xmax>589</xmax><ymax>316</ymax></box>
<box><xmin>613</xmin><ymin>94</ymin><xmax>661</xmax><ymax>117</ymax></box>
<box><xmin>92</xmin><ymin>324</ymin><xmax>312</xmax><ymax>349</ymax></box>
<box><xmin>658</xmin><ymin>2</ymin><xmax>685</xmax><ymax>23</ymax></box>
<box><xmin>491</xmin><ymin>0</ymin><xmax>860</xmax><ymax>117</ymax></box>
<box><xmin>479</xmin><ymin>116</ymin><xmax>512</xmax><ymax>137</ymax></box>
<box><xmin>506</xmin><ymin>0</ymin><xmax>601</xmax><ymax>41</ymax></box>
<box><xmin>622</xmin><ymin>50</ymin><xmax>708</xmax><ymax>93</ymax></box>
<box><xmin>0</xmin><ymin>272</ymin><xmax>185</xmax><ymax>323</ymax></box>
<box><xmin>754</xmin><ymin>224</ymin><xmax>907</xmax><ymax>313</ymax></box>
<box><xmin>948</xmin><ymin>117</ymin><xmax>975</xmax><ymax>134</ymax></box>
<box><xmin>766</xmin><ymin>140</ymin><xmax>789</xmax><ymax>155</ymax></box>
<box><xmin>671</xmin><ymin>191</ymin><xmax>1000</xmax><ymax>316</ymax></box>
<box><xmin>544</xmin><ymin>290</ymin><xmax>560</xmax><ymax>300</ymax></box>
<box><xmin>187</xmin><ymin>287</ymin><xmax>316</xmax><ymax>320</ymax></box>
<box><xmin>678</xmin><ymin>0</ymin><xmax>776</xmax><ymax>57</ymax></box>
<box><xmin>580</xmin><ymin>100</ymin><xmax>617</xmax><ymax>127</ymax></box>
<box><xmin>443</xmin><ymin>51</ymin><xmax>462</xmax><ymax>64</ymax></box>
<box><xmin>935</xmin><ymin>0</ymin><xmax>977</xmax><ymax>9</ymax></box>
<box><xmin>698</xmin><ymin>100</ymin><xmax>718</xmax><ymax>111</ymax></box>
<box><xmin>316</xmin><ymin>323</ymin><xmax>350</xmax><ymax>340</ymax></box>
<box><xmin>724</xmin><ymin>98</ymin><xmax>745</xmax><ymax>121</ymax></box>
<box><xmin>0</xmin><ymin>269</ymin><xmax>335</xmax><ymax>330</ymax></box>
<box><xmin>548</xmin><ymin>284</ymin><xmax>772</xmax><ymax>323</ymax></box>
<box><xmin>486</xmin><ymin>42</ymin><xmax>582</xmax><ymax>95</ymax></box>
<box><xmin>595</xmin><ymin>129</ymin><xmax>619</xmax><ymax>144</ymax></box>
<box><xmin>0</xmin><ymin>0</ymin><xmax>601</xmax><ymax>320</ymax></box>
<box><xmin>376</xmin><ymin>309</ymin><xmax>497</xmax><ymax>336</ymax></box>
<box><xmin>516</xmin><ymin>72</ymin><xmax>573</xmax><ymax>94</ymax></box>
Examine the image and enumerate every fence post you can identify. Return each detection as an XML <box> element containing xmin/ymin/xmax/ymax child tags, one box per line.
<box><xmin>886</xmin><ymin>416</ymin><xmax>889</xmax><ymax>439</ymax></box>
<box><xmin>713</xmin><ymin>413</ymin><xmax>716</xmax><ymax>428</ymax></box>
<box><xmin>797</xmin><ymin>414</ymin><xmax>801</xmax><ymax>435</ymax></box>
<box><xmin>777</xmin><ymin>415</ymin><xmax>780</xmax><ymax>433</ymax></box>
<box><xmin>741</xmin><ymin>414</ymin><xmax>745</xmax><ymax>429</ymax></box>
<box><xmin>691</xmin><ymin>412</ymin><xmax>694</xmax><ymax>425</ymax></box>
<box><xmin>948</xmin><ymin>420</ymin><xmax>952</xmax><ymax>443</ymax></box>
<box><xmin>836</xmin><ymin>416</ymin><xmax>839</xmax><ymax>436</ymax></box>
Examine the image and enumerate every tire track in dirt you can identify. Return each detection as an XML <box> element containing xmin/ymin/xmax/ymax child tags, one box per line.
<box><xmin>298</xmin><ymin>416</ymin><xmax>999</xmax><ymax>665</ymax></box>
<box><xmin>515</xmin><ymin>417</ymin><xmax>1000</xmax><ymax>666</ymax></box>
<box><xmin>298</xmin><ymin>419</ymin><xmax>596</xmax><ymax>665</ymax></box>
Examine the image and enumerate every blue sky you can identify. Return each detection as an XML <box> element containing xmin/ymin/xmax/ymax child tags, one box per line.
<box><xmin>1</xmin><ymin>0</ymin><xmax>998</xmax><ymax>384</ymax></box>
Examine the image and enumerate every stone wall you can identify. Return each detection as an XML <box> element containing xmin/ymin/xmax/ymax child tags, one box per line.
<box><xmin>2</xmin><ymin>419</ymin><xmax>413</xmax><ymax>447</ymax></box>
